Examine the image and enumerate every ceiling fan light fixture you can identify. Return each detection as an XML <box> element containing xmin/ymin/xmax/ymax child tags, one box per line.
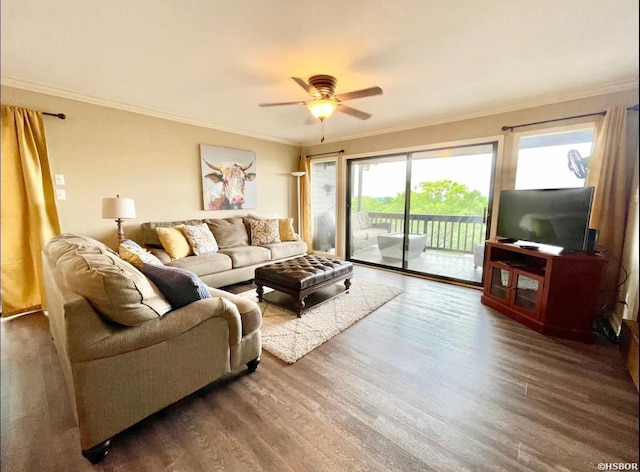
<box><xmin>307</xmin><ymin>98</ymin><xmax>337</xmax><ymax>120</ymax></box>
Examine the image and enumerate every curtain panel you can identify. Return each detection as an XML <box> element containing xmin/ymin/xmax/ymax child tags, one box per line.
<box><xmin>299</xmin><ymin>155</ymin><xmax>312</xmax><ymax>246</ymax></box>
<box><xmin>586</xmin><ymin>105</ymin><xmax>638</xmax><ymax>331</ymax></box>
<box><xmin>1</xmin><ymin>105</ymin><xmax>60</xmax><ymax>316</ymax></box>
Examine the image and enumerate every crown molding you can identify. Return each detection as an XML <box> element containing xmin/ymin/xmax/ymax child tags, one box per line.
<box><xmin>0</xmin><ymin>76</ymin><xmax>298</xmax><ymax>146</ymax></box>
<box><xmin>301</xmin><ymin>79</ymin><xmax>639</xmax><ymax>146</ymax></box>
<box><xmin>3</xmin><ymin>75</ymin><xmax>636</xmax><ymax>149</ymax></box>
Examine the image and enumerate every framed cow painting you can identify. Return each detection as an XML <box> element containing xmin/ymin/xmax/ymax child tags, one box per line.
<box><xmin>200</xmin><ymin>144</ymin><xmax>257</xmax><ymax>211</ymax></box>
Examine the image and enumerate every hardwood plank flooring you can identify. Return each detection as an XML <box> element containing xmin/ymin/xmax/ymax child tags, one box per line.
<box><xmin>1</xmin><ymin>265</ymin><xmax>638</xmax><ymax>471</ymax></box>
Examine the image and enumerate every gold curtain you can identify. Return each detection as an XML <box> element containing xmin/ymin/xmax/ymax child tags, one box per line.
<box><xmin>1</xmin><ymin>105</ymin><xmax>60</xmax><ymax>316</ymax></box>
<box><xmin>586</xmin><ymin>105</ymin><xmax>636</xmax><ymax>329</ymax></box>
<box><xmin>299</xmin><ymin>155</ymin><xmax>312</xmax><ymax>247</ymax></box>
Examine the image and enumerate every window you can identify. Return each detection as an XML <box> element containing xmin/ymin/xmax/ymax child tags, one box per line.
<box><xmin>310</xmin><ymin>160</ymin><xmax>337</xmax><ymax>254</ymax></box>
<box><xmin>514</xmin><ymin>126</ymin><xmax>595</xmax><ymax>190</ymax></box>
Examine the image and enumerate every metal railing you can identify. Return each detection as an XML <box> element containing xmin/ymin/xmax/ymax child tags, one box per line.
<box><xmin>367</xmin><ymin>212</ymin><xmax>486</xmax><ymax>254</ymax></box>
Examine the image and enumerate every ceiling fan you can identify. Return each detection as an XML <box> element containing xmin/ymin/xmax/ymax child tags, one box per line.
<box><xmin>259</xmin><ymin>75</ymin><xmax>383</xmax><ymax>122</ymax></box>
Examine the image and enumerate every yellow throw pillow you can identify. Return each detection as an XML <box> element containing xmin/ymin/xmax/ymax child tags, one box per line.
<box><xmin>278</xmin><ymin>218</ymin><xmax>297</xmax><ymax>241</ymax></box>
<box><xmin>156</xmin><ymin>225</ymin><xmax>193</xmax><ymax>260</ymax></box>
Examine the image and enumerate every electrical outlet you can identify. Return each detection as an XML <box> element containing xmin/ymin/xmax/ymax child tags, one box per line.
<box><xmin>56</xmin><ymin>189</ymin><xmax>66</xmax><ymax>200</ymax></box>
<box><xmin>54</xmin><ymin>174</ymin><xmax>65</xmax><ymax>185</ymax></box>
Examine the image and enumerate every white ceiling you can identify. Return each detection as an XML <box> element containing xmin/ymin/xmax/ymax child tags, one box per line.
<box><xmin>1</xmin><ymin>0</ymin><xmax>638</xmax><ymax>146</ymax></box>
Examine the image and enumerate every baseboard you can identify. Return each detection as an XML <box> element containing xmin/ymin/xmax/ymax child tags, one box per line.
<box><xmin>619</xmin><ymin>320</ymin><xmax>639</xmax><ymax>391</ymax></box>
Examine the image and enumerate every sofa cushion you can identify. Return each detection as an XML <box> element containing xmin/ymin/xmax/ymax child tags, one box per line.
<box><xmin>156</xmin><ymin>226</ymin><xmax>193</xmax><ymax>260</ymax></box>
<box><xmin>139</xmin><ymin>219</ymin><xmax>203</xmax><ymax>247</ymax></box>
<box><xmin>57</xmin><ymin>246</ymin><xmax>171</xmax><ymax>326</ymax></box>
<box><xmin>218</xmin><ymin>246</ymin><xmax>271</xmax><ymax>268</ymax></box>
<box><xmin>355</xmin><ymin>212</ymin><xmax>372</xmax><ymax>230</ymax></box>
<box><xmin>140</xmin><ymin>263</ymin><xmax>212</xmax><ymax>309</ymax></box>
<box><xmin>249</xmin><ymin>219</ymin><xmax>281</xmax><ymax>246</ymax></box>
<box><xmin>278</xmin><ymin>218</ymin><xmax>297</xmax><ymax>241</ymax></box>
<box><xmin>167</xmin><ymin>252</ymin><xmax>233</xmax><ymax>276</ymax></box>
<box><xmin>119</xmin><ymin>242</ymin><xmax>164</xmax><ymax>268</ymax></box>
<box><xmin>206</xmin><ymin>217</ymin><xmax>249</xmax><ymax>248</ymax></box>
<box><xmin>182</xmin><ymin>223</ymin><xmax>219</xmax><ymax>255</ymax></box>
<box><xmin>263</xmin><ymin>240</ymin><xmax>308</xmax><ymax>260</ymax></box>
<box><xmin>45</xmin><ymin>233</ymin><xmax>115</xmax><ymax>264</ymax></box>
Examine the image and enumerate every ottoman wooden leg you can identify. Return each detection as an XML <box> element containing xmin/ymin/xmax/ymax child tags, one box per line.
<box><xmin>294</xmin><ymin>297</ymin><xmax>305</xmax><ymax>317</ymax></box>
<box><xmin>256</xmin><ymin>284</ymin><xmax>264</xmax><ymax>302</ymax></box>
<box><xmin>344</xmin><ymin>278</ymin><xmax>352</xmax><ymax>291</ymax></box>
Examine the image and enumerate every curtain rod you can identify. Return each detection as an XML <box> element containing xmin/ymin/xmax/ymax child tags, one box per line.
<box><xmin>502</xmin><ymin>104</ymin><xmax>639</xmax><ymax>132</ymax></box>
<box><xmin>305</xmin><ymin>149</ymin><xmax>344</xmax><ymax>158</ymax></box>
<box><xmin>42</xmin><ymin>112</ymin><xmax>66</xmax><ymax>119</ymax></box>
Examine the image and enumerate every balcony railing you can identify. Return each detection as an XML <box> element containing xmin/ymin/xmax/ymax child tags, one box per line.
<box><xmin>367</xmin><ymin>212</ymin><xmax>486</xmax><ymax>254</ymax></box>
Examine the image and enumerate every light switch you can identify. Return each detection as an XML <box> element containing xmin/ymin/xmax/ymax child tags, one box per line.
<box><xmin>54</xmin><ymin>174</ymin><xmax>65</xmax><ymax>185</ymax></box>
<box><xmin>56</xmin><ymin>189</ymin><xmax>66</xmax><ymax>200</ymax></box>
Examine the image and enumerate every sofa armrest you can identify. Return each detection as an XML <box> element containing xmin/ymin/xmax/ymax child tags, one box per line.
<box><xmin>68</xmin><ymin>297</ymin><xmax>242</xmax><ymax>362</ymax></box>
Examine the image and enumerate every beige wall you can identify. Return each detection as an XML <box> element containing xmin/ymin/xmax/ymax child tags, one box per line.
<box><xmin>1</xmin><ymin>86</ymin><xmax>300</xmax><ymax>248</ymax></box>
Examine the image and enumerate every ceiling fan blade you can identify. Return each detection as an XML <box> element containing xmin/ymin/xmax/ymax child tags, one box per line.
<box><xmin>335</xmin><ymin>86</ymin><xmax>383</xmax><ymax>101</ymax></box>
<box><xmin>291</xmin><ymin>77</ymin><xmax>317</xmax><ymax>96</ymax></box>
<box><xmin>259</xmin><ymin>101</ymin><xmax>306</xmax><ymax>107</ymax></box>
<box><xmin>338</xmin><ymin>105</ymin><xmax>372</xmax><ymax>120</ymax></box>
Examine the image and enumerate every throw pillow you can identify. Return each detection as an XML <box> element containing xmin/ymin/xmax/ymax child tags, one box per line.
<box><xmin>278</xmin><ymin>218</ymin><xmax>297</xmax><ymax>241</ymax></box>
<box><xmin>182</xmin><ymin>223</ymin><xmax>219</xmax><ymax>255</ymax></box>
<box><xmin>206</xmin><ymin>217</ymin><xmax>249</xmax><ymax>248</ymax></box>
<box><xmin>121</xmin><ymin>239</ymin><xmax>143</xmax><ymax>250</ymax></box>
<box><xmin>140</xmin><ymin>263</ymin><xmax>212</xmax><ymax>310</ymax></box>
<box><xmin>250</xmin><ymin>219</ymin><xmax>281</xmax><ymax>246</ymax></box>
<box><xmin>57</xmin><ymin>247</ymin><xmax>171</xmax><ymax>326</ymax></box>
<box><xmin>156</xmin><ymin>225</ymin><xmax>193</xmax><ymax>260</ymax></box>
<box><xmin>119</xmin><ymin>243</ymin><xmax>164</xmax><ymax>269</ymax></box>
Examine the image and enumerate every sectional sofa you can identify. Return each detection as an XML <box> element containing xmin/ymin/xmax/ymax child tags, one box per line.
<box><xmin>42</xmin><ymin>234</ymin><xmax>263</xmax><ymax>463</ymax></box>
<box><xmin>139</xmin><ymin>216</ymin><xmax>308</xmax><ymax>287</ymax></box>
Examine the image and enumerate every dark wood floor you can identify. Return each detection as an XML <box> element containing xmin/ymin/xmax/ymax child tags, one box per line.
<box><xmin>2</xmin><ymin>265</ymin><xmax>638</xmax><ymax>471</ymax></box>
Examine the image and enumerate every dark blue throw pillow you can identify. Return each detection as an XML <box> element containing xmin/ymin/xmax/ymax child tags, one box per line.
<box><xmin>140</xmin><ymin>263</ymin><xmax>211</xmax><ymax>310</ymax></box>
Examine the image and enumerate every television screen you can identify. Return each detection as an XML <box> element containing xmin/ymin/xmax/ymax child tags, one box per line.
<box><xmin>496</xmin><ymin>187</ymin><xmax>594</xmax><ymax>252</ymax></box>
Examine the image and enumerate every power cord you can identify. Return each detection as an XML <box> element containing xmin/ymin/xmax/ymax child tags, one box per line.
<box><xmin>591</xmin><ymin>244</ymin><xmax>631</xmax><ymax>343</ymax></box>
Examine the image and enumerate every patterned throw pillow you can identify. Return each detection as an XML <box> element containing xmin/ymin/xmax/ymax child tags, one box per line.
<box><xmin>278</xmin><ymin>218</ymin><xmax>297</xmax><ymax>241</ymax></box>
<box><xmin>156</xmin><ymin>225</ymin><xmax>193</xmax><ymax>260</ymax></box>
<box><xmin>140</xmin><ymin>263</ymin><xmax>212</xmax><ymax>310</ymax></box>
<box><xmin>182</xmin><ymin>223</ymin><xmax>219</xmax><ymax>255</ymax></box>
<box><xmin>249</xmin><ymin>219</ymin><xmax>281</xmax><ymax>246</ymax></box>
<box><xmin>119</xmin><ymin>243</ymin><xmax>164</xmax><ymax>269</ymax></box>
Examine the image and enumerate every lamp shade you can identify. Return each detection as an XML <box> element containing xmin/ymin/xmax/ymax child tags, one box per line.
<box><xmin>291</xmin><ymin>171</ymin><xmax>306</xmax><ymax>177</ymax></box>
<box><xmin>102</xmin><ymin>196</ymin><xmax>136</xmax><ymax>219</ymax></box>
<box><xmin>307</xmin><ymin>98</ymin><xmax>337</xmax><ymax>120</ymax></box>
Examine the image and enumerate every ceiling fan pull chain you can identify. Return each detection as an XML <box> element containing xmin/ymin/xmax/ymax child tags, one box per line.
<box><xmin>320</xmin><ymin>119</ymin><xmax>325</xmax><ymax>143</ymax></box>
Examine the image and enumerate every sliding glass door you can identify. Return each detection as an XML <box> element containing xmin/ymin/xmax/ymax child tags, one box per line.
<box><xmin>347</xmin><ymin>143</ymin><xmax>496</xmax><ymax>285</ymax></box>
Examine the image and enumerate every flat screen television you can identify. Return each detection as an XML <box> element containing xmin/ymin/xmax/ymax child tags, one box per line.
<box><xmin>496</xmin><ymin>187</ymin><xmax>595</xmax><ymax>252</ymax></box>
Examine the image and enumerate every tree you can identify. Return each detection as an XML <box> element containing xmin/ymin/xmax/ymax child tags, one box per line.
<box><xmin>355</xmin><ymin>180</ymin><xmax>487</xmax><ymax>215</ymax></box>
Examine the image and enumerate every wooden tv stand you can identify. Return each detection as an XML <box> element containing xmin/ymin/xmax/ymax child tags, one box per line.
<box><xmin>481</xmin><ymin>240</ymin><xmax>607</xmax><ymax>342</ymax></box>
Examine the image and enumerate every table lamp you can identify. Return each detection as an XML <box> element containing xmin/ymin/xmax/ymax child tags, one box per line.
<box><xmin>102</xmin><ymin>195</ymin><xmax>136</xmax><ymax>244</ymax></box>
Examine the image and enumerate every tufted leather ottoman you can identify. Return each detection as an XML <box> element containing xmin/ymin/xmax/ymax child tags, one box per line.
<box><xmin>254</xmin><ymin>255</ymin><xmax>353</xmax><ymax>317</ymax></box>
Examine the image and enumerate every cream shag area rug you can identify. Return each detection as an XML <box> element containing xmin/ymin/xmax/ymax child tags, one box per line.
<box><xmin>239</xmin><ymin>279</ymin><xmax>402</xmax><ymax>364</ymax></box>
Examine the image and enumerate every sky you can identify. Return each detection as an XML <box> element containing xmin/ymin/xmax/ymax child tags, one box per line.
<box><xmin>356</xmin><ymin>143</ymin><xmax>590</xmax><ymax>199</ymax></box>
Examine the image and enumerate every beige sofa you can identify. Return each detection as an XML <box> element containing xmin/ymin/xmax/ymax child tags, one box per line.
<box><xmin>351</xmin><ymin>211</ymin><xmax>391</xmax><ymax>251</ymax></box>
<box><xmin>139</xmin><ymin>217</ymin><xmax>308</xmax><ymax>287</ymax></box>
<box><xmin>42</xmin><ymin>234</ymin><xmax>262</xmax><ymax>463</ymax></box>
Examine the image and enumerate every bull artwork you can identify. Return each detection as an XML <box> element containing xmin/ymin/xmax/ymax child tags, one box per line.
<box><xmin>201</xmin><ymin>152</ymin><xmax>256</xmax><ymax>210</ymax></box>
